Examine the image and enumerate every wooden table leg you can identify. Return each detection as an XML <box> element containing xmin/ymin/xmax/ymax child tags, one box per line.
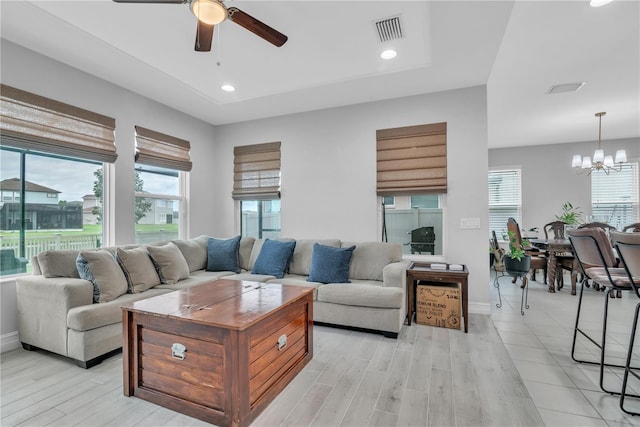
<box><xmin>547</xmin><ymin>252</ymin><xmax>557</xmax><ymax>292</ymax></box>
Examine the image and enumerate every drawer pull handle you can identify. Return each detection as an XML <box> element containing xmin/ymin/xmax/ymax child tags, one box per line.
<box><xmin>277</xmin><ymin>334</ymin><xmax>287</xmax><ymax>351</ymax></box>
<box><xmin>171</xmin><ymin>343</ymin><xmax>187</xmax><ymax>360</ymax></box>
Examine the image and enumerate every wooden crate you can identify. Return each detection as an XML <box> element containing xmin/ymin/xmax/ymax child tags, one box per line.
<box><xmin>416</xmin><ymin>283</ymin><xmax>461</xmax><ymax>329</ymax></box>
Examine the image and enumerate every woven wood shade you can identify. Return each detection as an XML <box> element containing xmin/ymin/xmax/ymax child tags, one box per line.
<box><xmin>0</xmin><ymin>84</ymin><xmax>117</xmax><ymax>163</ymax></box>
<box><xmin>232</xmin><ymin>142</ymin><xmax>281</xmax><ymax>200</ymax></box>
<box><xmin>376</xmin><ymin>122</ymin><xmax>447</xmax><ymax>195</ymax></box>
<box><xmin>135</xmin><ymin>126</ymin><xmax>192</xmax><ymax>171</ymax></box>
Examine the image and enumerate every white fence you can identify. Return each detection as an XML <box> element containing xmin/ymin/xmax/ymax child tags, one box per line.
<box><xmin>0</xmin><ymin>234</ymin><xmax>102</xmax><ymax>262</ymax></box>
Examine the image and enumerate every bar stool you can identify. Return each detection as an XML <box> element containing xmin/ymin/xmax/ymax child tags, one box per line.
<box><xmin>567</xmin><ymin>228</ymin><xmax>637</xmax><ymax>397</ymax></box>
<box><xmin>612</xmin><ymin>231</ymin><xmax>640</xmax><ymax>415</ymax></box>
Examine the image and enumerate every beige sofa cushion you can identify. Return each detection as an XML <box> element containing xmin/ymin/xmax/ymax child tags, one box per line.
<box><xmin>316</xmin><ymin>281</ymin><xmax>403</xmax><ymax>309</ymax></box>
<box><xmin>117</xmin><ymin>247</ymin><xmax>161</xmax><ymax>293</ymax></box>
<box><xmin>37</xmin><ymin>250</ymin><xmax>81</xmax><ymax>278</ymax></box>
<box><xmin>342</xmin><ymin>242</ymin><xmax>402</xmax><ymax>281</ymax></box>
<box><xmin>77</xmin><ymin>250</ymin><xmax>129</xmax><ymax>303</ymax></box>
<box><xmin>288</xmin><ymin>239</ymin><xmax>341</xmax><ymax>276</ymax></box>
<box><xmin>147</xmin><ymin>242</ymin><xmax>190</xmax><ymax>284</ymax></box>
<box><xmin>239</xmin><ymin>236</ymin><xmax>256</xmax><ymax>271</ymax></box>
<box><xmin>67</xmin><ymin>288</ymin><xmax>170</xmax><ymax>331</ymax></box>
<box><xmin>172</xmin><ymin>235</ymin><xmax>209</xmax><ymax>273</ymax></box>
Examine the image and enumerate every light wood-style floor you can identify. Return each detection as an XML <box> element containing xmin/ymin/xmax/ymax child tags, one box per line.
<box><xmin>2</xmin><ymin>272</ymin><xmax>640</xmax><ymax>426</ymax></box>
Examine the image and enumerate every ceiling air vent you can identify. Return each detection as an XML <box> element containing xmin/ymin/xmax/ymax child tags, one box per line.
<box><xmin>375</xmin><ymin>16</ymin><xmax>403</xmax><ymax>43</ymax></box>
<box><xmin>547</xmin><ymin>82</ymin><xmax>586</xmax><ymax>94</ymax></box>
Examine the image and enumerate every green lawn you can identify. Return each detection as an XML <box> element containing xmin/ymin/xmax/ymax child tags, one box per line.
<box><xmin>0</xmin><ymin>223</ymin><xmax>178</xmax><ymax>239</ymax></box>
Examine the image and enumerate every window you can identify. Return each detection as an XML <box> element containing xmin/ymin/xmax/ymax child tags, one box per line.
<box><xmin>488</xmin><ymin>168</ymin><xmax>522</xmax><ymax>238</ymax></box>
<box><xmin>133</xmin><ymin>126</ymin><xmax>191</xmax><ymax>244</ymax></box>
<box><xmin>377</xmin><ymin>123</ymin><xmax>447</xmax><ymax>255</ymax></box>
<box><xmin>241</xmin><ymin>200</ymin><xmax>281</xmax><ymax>239</ymax></box>
<box><xmin>591</xmin><ymin>162</ymin><xmax>639</xmax><ymax>230</ymax></box>
<box><xmin>382</xmin><ymin>195</ymin><xmax>443</xmax><ymax>255</ymax></box>
<box><xmin>134</xmin><ymin>164</ymin><xmax>183</xmax><ymax>244</ymax></box>
<box><xmin>233</xmin><ymin>142</ymin><xmax>281</xmax><ymax>239</ymax></box>
<box><xmin>382</xmin><ymin>196</ymin><xmax>395</xmax><ymax>208</ymax></box>
<box><xmin>0</xmin><ymin>146</ymin><xmax>103</xmax><ymax>276</ymax></box>
<box><xmin>0</xmin><ymin>84</ymin><xmax>115</xmax><ymax>276</ymax></box>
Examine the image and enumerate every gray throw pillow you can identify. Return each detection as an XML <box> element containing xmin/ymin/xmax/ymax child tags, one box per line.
<box><xmin>37</xmin><ymin>250</ymin><xmax>81</xmax><ymax>278</ymax></box>
<box><xmin>76</xmin><ymin>250</ymin><xmax>128</xmax><ymax>303</ymax></box>
<box><xmin>147</xmin><ymin>242</ymin><xmax>190</xmax><ymax>284</ymax></box>
<box><xmin>172</xmin><ymin>235</ymin><xmax>209</xmax><ymax>272</ymax></box>
<box><xmin>116</xmin><ymin>246</ymin><xmax>161</xmax><ymax>293</ymax></box>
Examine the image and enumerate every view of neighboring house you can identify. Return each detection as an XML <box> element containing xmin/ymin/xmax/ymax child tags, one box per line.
<box><xmin>0</xmin><ymin>178</ymin><xmax>82</xmax><ymax>230</ymax></box>
<box><xmin>82</xmin><ymin>194</ymin><xmax>100</xmax><ymax>225</ymax></box>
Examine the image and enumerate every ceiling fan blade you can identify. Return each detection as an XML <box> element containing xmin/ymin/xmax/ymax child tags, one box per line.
<box><xmin>112</xmin><ymin>0</ymin><xmax>185</xmax><ymax>3</ymax></box>
<box><xmin>195</xmin><ymin>20</ymin><xmax>214</xmax><ymax>52</ymax></box>
<box><xmin>227</xmin><ymin>7</ymin><xmax>288</xmax><ymax>47</ymax></box>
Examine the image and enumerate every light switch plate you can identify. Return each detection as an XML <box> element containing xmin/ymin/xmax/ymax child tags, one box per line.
<box><xmin>460</xmin><ymin>218</ymin><xmax>481</xmax><ymax>229</ymax></box>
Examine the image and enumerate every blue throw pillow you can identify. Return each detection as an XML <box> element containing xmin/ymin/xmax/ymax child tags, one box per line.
<box><xmin>307</xmin><ymin>243</ymin><xmax>356</xmax><ymax>284</ymax></box>
<box><xmin>207</xmin><ymin>236</ymin><xmax>241</xmax><ymax>273</ymax></box>
<box><xmin>252</xmin><ymin>239</ymin><xmax>296</xmax><ymax>279</ymax></box>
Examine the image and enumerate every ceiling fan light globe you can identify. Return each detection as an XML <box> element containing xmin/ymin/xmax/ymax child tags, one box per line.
<box><xmin>590</xmin><ymin>0</ymin><xmax>614</xmax><ymax>7</ymax></box>
<box><xmin>191</xmin><ymin>0</ymin><xmax>227</xmax><ymax>25</ymax></box>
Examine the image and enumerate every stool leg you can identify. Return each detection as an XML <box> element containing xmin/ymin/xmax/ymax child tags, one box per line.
<box><xmin>620</xmin><ymin>302</ymin><xmax>640</xmax><ymax>415</ymax></box>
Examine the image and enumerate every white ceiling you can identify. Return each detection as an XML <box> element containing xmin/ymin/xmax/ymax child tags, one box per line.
<box><xmin>1</xmin><ymin>0</ymin><xmax>638</xmax><ymax>149</ymax></box>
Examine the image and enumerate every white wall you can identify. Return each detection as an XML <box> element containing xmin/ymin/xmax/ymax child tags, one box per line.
<box><xmin>0</xmin><ymin>40</ymin><xmax>218</xmax><ymax>346</ymax></box>
<box><xmin>489</xmin><ymin>138</ymin><xmax>640</xmax><ymax>234</ymax></box>
<box><xmin>213</xmin><ymin>86</ymin><xmax>491</xmax><ymax>312</ymax></box>
<box><xmin>0</xmin><ymin>41</ymin><xmax>492</xmax><ymax>349</ymax></box>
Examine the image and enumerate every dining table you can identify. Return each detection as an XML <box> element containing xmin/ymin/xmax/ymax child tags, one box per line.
<box><xmin>528</xmin><ymin>238</ymin><xmax>579</xmax><ymax>295</ymax></box>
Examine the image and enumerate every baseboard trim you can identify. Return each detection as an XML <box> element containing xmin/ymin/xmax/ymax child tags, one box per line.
<box><xmin>469</xmin><ymin>301</ymin><xmax>491</xmax><ymax>315</ymax></box>
<box><xmin>1</xmin><ymin>331</ymin><xmax>21</xmax><ymax>353</ymax></box>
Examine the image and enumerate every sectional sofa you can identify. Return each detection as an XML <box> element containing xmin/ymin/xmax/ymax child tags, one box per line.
<box><xmin>16</xmin><ymin>236</ymin><xmax>408</xmax><ymax>368</ymax></box>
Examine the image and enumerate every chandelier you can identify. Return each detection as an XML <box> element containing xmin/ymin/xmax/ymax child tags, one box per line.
<box><xmin>572</xmin><ymin>112</ymin><xmax>627</xmax><ymax>175</ymax></box>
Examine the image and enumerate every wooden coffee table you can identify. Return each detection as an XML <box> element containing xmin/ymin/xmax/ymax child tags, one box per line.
<box><xmin>121</xmin><ymin>279</ymin><xmax>313</xmax><ymax>427</ymax></box>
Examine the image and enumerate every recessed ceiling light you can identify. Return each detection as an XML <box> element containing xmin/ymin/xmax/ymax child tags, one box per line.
<box><xmin>221</xmin><ymin>84</ymin><xmax>235</xmax><ymax>92</ymax></box>
<box><xmin>590</xmin><ymin>0</ymin><xmax>613</xmax><ymax>7</ymax></box>
<box><xmin>380</xmin><ymin>49</ymin><xmax>397</xmax><ymax>60</ymax></box>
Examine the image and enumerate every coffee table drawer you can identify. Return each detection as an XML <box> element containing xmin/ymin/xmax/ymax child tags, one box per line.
<box><xmin>248</xmin><ymin>304</ymin><xmax>308</xmax><ymax>406</ymax></box>
<box><xmin>139</xmin><ymin>327</ymin><xmax>225</xmax><ymax>410</ymax></box>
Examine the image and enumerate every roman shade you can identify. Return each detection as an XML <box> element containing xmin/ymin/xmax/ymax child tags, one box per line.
<box><xmin>376</xmin><ymin>122</ymin><xmax>447</xmax><ymax>195</ymax></box>
<box><xmin>232</xmin><ymin>141</ymin><xmax>281</xmax><ymax>200</ymax></box>
<box><xmin>134</xmin><ymin>126</ymin><xmax>192</xmax><ymax>171</ymax></box>
<box><xmin>0</xmin><ymin>84</ymin><xmax>117</xmax><ymax>163</ymax></box>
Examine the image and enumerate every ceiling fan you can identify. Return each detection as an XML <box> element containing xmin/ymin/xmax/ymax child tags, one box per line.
<box><xmin>112</xmin><ymin>0</ymin><xmax>288</xmax><ymax>53</ymax></box>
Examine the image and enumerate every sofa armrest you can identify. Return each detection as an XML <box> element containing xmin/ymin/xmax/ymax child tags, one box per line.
<box><xmin>382</xmin><ymin>260</ymin><xmax>410</xmax><ymax>289</ymax></box>
<box><xmin>16</xmin><ymin>276</ymin><xmax>94</xmax><ymax>356</ymax></box>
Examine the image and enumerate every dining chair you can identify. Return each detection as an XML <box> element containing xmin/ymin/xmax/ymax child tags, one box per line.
<box><xmin>507</xmin><ymin>218</ymin><xmax>547</xmax><ymax>285</ymax></box>
<box><xmin>578</xmin><ymin>221</ymin><xmax>617</xmax><ymax>233</ymax></box>
<box><xmin>622</xmin><ymin>222</ymin><xmax>640</xmax><ymax>233</ymax></box>
<box><xmin>543</xmin><ymin>220</ymin><xmax>575</xmax><ymax>290</ymax></box>
<box><xmin>611</xmin><ymin>231</ymin><xmax>640</xmax><ymax>415</ymax></box>
<box><xmin>567</xmin><ymin>228</ymin><xmax>634</xmax><ymax>397</ymax></box>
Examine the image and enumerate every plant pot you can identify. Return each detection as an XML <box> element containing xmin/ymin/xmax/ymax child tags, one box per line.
<box><xmin>504</xmin><ymin>255</ymin><xmax>531</xmax><ymax>278</ymax></box>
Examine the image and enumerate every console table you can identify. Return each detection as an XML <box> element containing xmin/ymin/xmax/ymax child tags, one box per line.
<box><xmin>405</xmin><ymin>262</ymin><xmax>469</xmax><ymax>333</ymax></box>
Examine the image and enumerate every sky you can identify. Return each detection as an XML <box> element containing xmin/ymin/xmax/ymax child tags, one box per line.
<box><xmin>0</xmin><ymin>150</ymin><xmax>175</xmax><ymax>202</ymax></box>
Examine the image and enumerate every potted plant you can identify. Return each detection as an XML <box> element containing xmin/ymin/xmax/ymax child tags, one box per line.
<box><xmin>503</xmin><ymin>231</ymin><xmax>531</xmax><ymax>278</ymax></box>
<box><xmin>555</xmin><ymin>202</ymin><xmax>583</xmax><ymax>232</ymax></box>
